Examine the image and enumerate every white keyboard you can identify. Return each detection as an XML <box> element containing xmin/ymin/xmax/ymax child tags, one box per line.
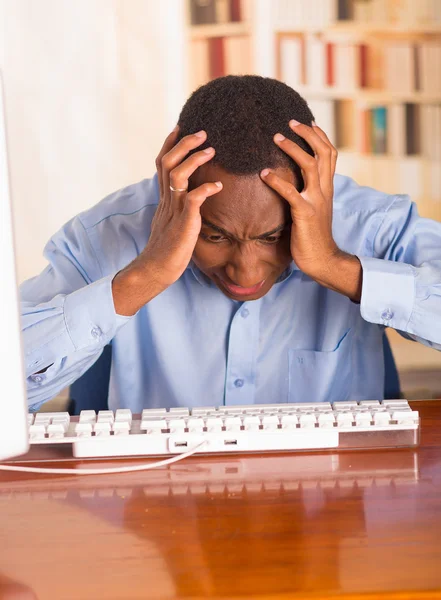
<box><xmin>27</xmin><ymin>400</ymin><xmax>420</xmax><ymax>459</ymax></box>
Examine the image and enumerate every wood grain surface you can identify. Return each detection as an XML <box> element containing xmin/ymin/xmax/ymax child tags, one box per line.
<box><xmin>0</xmin><ymin>400</ymin><xmax>440</xmax><ymax>600</ymax></box>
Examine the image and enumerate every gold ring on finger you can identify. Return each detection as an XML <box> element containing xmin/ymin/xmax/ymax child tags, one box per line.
<box><xmin>169</xmin><ymin>185</ymin><xmax>188</xmax><ymax>192</ymax></box>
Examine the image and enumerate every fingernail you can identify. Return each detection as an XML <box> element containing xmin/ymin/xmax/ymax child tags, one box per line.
<box><xmin>261</xmin><ymin>168</ymin><xmax>270</xmax><ymax>177</ymax></box>
<box><xmin>274</xmin><ymin>133</ymin><xmax>285</xmax><ymax>142</ymax></box>
<box><xmin>312</xmin><ymin>121</ymin><xmax>317</xmax><ymax>126</ymax></box>
<box><xmin>215</xmin><ymin>181</ymin><xmax>222</xmax><ymax>188</ymax></box>
<box><xmin>203</xmin><ymin>146</ymin><xmax>214</xmax><ymax>154</ymax></box>
<box><xmin>290</xmin><ymin>119</ymin><xmax>301</xmax><ymax>127</ymax></box>
<box><xmin>195</xmin><ymin>130</ymin><xmax>206</xmax><ymax>138</ymax></box>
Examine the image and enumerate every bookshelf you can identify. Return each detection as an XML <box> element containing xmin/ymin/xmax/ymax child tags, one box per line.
<box><xmin>186</xmin><ymin>0</ymin><xmax>441</xmax><ymax>371</ymax></box>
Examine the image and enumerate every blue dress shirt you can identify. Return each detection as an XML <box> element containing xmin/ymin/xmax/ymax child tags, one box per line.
<box><xmin>21</xmin><ymin>174</ymin><xmax>441</xmax><ymax>411</ymax></box>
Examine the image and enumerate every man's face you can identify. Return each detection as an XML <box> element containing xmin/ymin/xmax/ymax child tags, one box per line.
<box><xmin>191</xmin><ymin>164</ymin><xmax>295</xmax><ymax>301</ymax></box>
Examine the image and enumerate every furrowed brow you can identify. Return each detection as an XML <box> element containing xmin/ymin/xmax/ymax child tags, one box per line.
<box><xmin>201</xmin><ymin>218</ymin><xmax>287</xmax><ymax>240</ymax></box>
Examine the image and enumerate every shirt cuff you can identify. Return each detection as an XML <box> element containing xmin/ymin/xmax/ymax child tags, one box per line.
<box><xmin>63</xmin><ymin>274</ymin><xmax>131</xmax><ymax>351</ymax></box>
<box><xmin>358</xmin><ymin>256</ymin><xmax>416</xmax><ymax>329</ymax></box>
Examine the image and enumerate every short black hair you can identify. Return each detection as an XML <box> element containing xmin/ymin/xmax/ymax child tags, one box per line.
<box><xmin>177</xmin><ymin>75</ymin><xmax>315</xmax><ymax>190</ymax></box>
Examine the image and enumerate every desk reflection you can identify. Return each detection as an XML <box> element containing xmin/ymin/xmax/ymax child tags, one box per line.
<box><xmin>0</xmin><ymin>451</ymin><xmax>421</xmax><ymax>597</ymax></box>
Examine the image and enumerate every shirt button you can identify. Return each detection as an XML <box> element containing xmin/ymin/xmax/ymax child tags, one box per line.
<box><xmin>381</xmin><ymin>309</ymin><xmax>394</xmax><ymax>321</ymax></box>
<box><xmin>234</xmin><ymin>378</ymin><xmax>244</xmax><ymax>388</ymax></box>
<box><xmin>31</xmin><ymin>375</ymin><xmax>43</xmax><ymax>384</ymax></box>
<box><xmin>241</xmin><ymin>308</ymin><xmax>250</xmax><ymax>318</ymax></box>
<box><xmin>91</xmin><ymin>326</ymin><xmax>102</xmax><ymax>339</ymax></box>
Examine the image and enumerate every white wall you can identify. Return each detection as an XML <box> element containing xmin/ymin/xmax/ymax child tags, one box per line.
<box><xmin>0</xmin><ymin>0</ymin><xmax>187</xmax><ymax>282</ymax></box>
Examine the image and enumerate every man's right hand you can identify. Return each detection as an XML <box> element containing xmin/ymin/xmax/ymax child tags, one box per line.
<box><xmin>112</xmin><ymin>127</ymin><xmax>222</xmax><ymax>316</ymax></box>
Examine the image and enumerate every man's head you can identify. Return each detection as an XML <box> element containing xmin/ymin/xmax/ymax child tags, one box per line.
<box><xmin>177</xmin><ymin>75</ymin><xmax>315</xmax><ymax>301</ymax></box>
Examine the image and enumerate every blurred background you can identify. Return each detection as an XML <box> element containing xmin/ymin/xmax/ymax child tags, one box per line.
<box><xmin>1</xmin><ymin>0</ymin><xmax>440</xmax><ymax>402</ymax></box>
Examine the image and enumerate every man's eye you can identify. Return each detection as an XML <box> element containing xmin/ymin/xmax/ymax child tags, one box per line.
<box><xmin>262</xmin><ymin>236</ymin><xmax>282</xmax><ymax>244</ymax></box>
<box><xmin>202</xmin><ymin>233</ymin><xmax>227</xmax><ymax>243</ymax></box>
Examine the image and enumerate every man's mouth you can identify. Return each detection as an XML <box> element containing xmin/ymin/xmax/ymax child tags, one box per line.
<box><xmin>219</xmin><ymin>279</ymin><xmax>266</xmax><ymax>297</ymax></box>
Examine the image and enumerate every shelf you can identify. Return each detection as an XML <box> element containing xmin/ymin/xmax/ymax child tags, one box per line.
<box><xmin>293</xmin><ymin>86</ymin><xmax>441</xmax><ymax>104</ymax></box>
<box><xmin>336</xmin><ymin>150</ymin><xmax>438</xmax><ymax>163</ymax></box>
<box><xmin>275</xmin><ymin>22</ymin><xmax>441</xmax><ymax>35</ymax></box>
<box><xmin>190</xmin><ymin>22</ymin><xmax>251</xmax><ymax>39</ymax></box>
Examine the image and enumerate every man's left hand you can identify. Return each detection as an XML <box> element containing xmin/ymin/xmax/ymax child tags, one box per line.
<box><xmin>260</xmin><ymin>120</ymin><xmax>362</xmax><ymax>302</ymax></box>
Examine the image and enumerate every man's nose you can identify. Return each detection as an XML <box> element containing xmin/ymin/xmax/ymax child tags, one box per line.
<box><xmin>224</xmin><ymin>244</ymin><xmax>267</xmax><ymax>287</ymax></box>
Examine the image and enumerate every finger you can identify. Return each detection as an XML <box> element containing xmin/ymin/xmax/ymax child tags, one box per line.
<box><xmin>155</xmin><ymin>125</ymin><xmax>180</xmax><ymax>197</ymax></box>
<box><xmin>273</xmin><ymin>132</ymin><xmax>321</xmax><ymax>191</ymax></box>
<box><xmin>169</xmin><ymin>147</ymin><xmax>216</xmax><ymax>204</ymax></box>
<box><xmin>161</xmin><ymin>130</ymin><xmax>207</xmax><ymax>200</ymax></box>
<box><xmin>289</xmin><ymin>120</ymin><xmax>334</xmax><ymax>198</ymax></box>
<box><xmin>311</xmin><ymin>123</ymin><xmax>338</xmax><ymax>178</ymax></box>
<box><xmin>183</xmin><ymin>181</ymin><xmax>223</xmax><ymax>217</ymax></box>
<box><xmin>260</xmin><ymin>169</ymin><xmax>313</xmax><ymax>218</ymax></box>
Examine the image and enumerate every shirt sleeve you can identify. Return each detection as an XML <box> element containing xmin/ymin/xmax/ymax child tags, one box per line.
<box><xmin>358</xmin><ymin>195</ymin><xmax>441</xmax><ymax>351</ymax></box>
<box><xmin>21</xmin><ymin>215</ymin><xmax>131</xmax><ymax>410</ymax></box>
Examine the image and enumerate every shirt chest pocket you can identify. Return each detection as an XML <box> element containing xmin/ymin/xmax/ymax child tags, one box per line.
<box><xmin>288</xmin><ymin>329</ymin><xmax>354</xmax><ymax>404</ymax></box>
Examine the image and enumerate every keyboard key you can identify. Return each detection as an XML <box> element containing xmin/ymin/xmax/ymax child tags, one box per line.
<box><xmin>318</xmin><ymin>412</ymin><xmax>335</xmax><ymax>428</ymax></box>
<box><xmin>187</xmin><ymin>417</ymin><xmax>205</xmax><ymax>433</ymax></box>
<box><xmin>79</xmin><ymin>410</ymin><xmax>96</xmax><ymax>424</ymax></box>
<box><xmin>168</xmin><ymin>418</ymin><xmax>186</xmax><ymax>433</ymax></box>
<box><xmin>27</xmin><ymin>414</ymin><xmax>35</xmax><ymax>426</ymax></box>
<box><xmin>224</xmin><ymin>416</ymin><xmax>242</xmax><ymax>431</ymax></box>
<box><xmin>112</xmin><ymin>421</ymin><xmax>131</xmax><ymax>435</ymax></box>
<box><xmin>355</xmin><ymin>412</ymin><xmax>372</xmax><ymax>427</ymax></box>
<box><xmin>115</xmin><ymin>409</ymin><xmax>132</xmax><ymax>423</ymax></box>
<box><xmin>392</xmin><ymin>411</ymin><xmax>419</xmax><ymax>425</ymax></box>
<box><xmin>262</xmin><ymin>414</ymin><xmax>280</xmax><ymax>430</ymax></box>
<box><xmin>169</xmin><ymin>408</ymin><xmax>190</xmax><ymax>416</ymax></box>
<box><xmin>299</xmin><ymin>413</ymin><xmax>317</xmax><ymax>428</ymax></box>
<box><xmin>141</xmin><ymin>408</ymin><xmax>167</xmax><ymax>418</ymax></box>
<box><xmin>280</xmin><ymin>414</ymin><xmax>298</xmax><ymax>429</ymax></box>
<box><xmin>336</xmin><ymin>412</ymin><xmax>354</xmax><ymax>427</ymax></box>
<box><xmin>47</xmin><ymin>423</ymin><xmax>66</xmax><ymax>439</ymax></box>
<box><xmin>75</xmin><ymin>423</ymin><xmax>93</xmax><ymax>438</ymax></box>
<box><xmin>242</xmin><ymin>415</ymin><xmax>261</xmax><ymax>431</ymax></box>
<box><xmin>29</xmin><ymin>424</ymin><xmax>46</xmax><ymax>440</ymax></box>
<box><xmin>140</xmin><ymin>418</ymin><xmax>167</xmax><ymax>433</ymax></box>
<box><xmin>97</xmin><ymin>410</ymin><xmax>114</xmax><ymax>423</ymax></box>
<box><xmin>94</xmin><ymin>422</ymin><xmax>112</xmax><ymax>436</ymax></box>
<box><xmin>374</xmin><ymin>412</ymin><xmax>392</xmax><ymax>426</ymax></box>
<box><xmin>191</xmin><ymin>406</ymin><xmax>217</xmax><ymax>416</ymax></box>
<box><xmin>205</xmin><ymin>416</ymin><xmax>223</xmax><ymax>432</ymax></box>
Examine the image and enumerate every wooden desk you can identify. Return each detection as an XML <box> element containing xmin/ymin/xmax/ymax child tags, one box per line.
<box><xmin>0</xmin><ymin>400</ymin><xmax>440</xmax><ymax>600</ymax></box>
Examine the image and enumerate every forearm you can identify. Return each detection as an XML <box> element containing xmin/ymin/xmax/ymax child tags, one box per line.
<box><xmin>112</xmin><ymin>259</ymin><xmax>168</xmax><ymax>317</ymax></box>
<box><xmin>308</xmin><ymin>250</ymin><xmax>363</xmax><ymax>303</ymax></box>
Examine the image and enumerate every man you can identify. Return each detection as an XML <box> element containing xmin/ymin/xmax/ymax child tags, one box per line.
<box><xmin>22</xmin><ymin>75</ymin><xmax>441</xmax><ymax>412</ymax></box>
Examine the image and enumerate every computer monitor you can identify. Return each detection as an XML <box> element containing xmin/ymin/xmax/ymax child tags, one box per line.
<box><xmin>0</xmin><ymin>71</ymin><xmax>30</xmax><ymax>460</ymax></box>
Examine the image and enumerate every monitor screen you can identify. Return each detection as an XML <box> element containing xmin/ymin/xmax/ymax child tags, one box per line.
<box><xmin>0</xmin><ymin>71</ymin><xmax>29</xmax><ymax>460</ymax></box>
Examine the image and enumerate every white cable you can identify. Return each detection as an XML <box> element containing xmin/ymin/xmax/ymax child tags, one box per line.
<box><xmin>0</xmin><ymin>441</ymin><xmax>206</xmax><ymax>475</ymax></box>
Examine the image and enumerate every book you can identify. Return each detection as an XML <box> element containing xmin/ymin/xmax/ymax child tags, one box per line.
<box><xmin>326</xmin><ymin>42</ymin><xmax>335</xmax><ymax>86</ymax></box>
<box><xmin>305</xmin><ymin>34</ymin><xmax>326</xmax><ymax>89</ymax></box>
<box><xmin>215</xmin><ymin>0</ymin><xmax>230</xmax><ymax>23</ymax></box>
<box><xmin>405</xmin><ymin>103</ymin><xmax>420</xmax><ymax>155</ymax></box>
<box><xmin>190</xmin><ymin>39</ymin><xmax>210</xmax><ymax>90</ymax></box>
<box><xmin>280</xmin><ymin>37</ymin><xmax>303</xmax><ymax>89</ymax></box>
<box><xmin>208</xmin><ymin>37</ymin><xmax>225</xmax><ymax>78</ymax></box>
<box><xmin>306</xmin><ymin>99</ymin><xmax>337</xmax><ymax>144</ymax></box>
<box><xmin>190</xmin><ymin>0</ymin><xmax>217</xmax><ymax>25</ymax></box>
<box><xmin>387</xmin><ymin>104</ymin><xmax>406</xmax><ymax>157</ymax></box>
<box><xmin>229</xmin><ymin>0</ymin><xmax>241</xmax><ymax>22</ymax></box>
<box><xmin>337</xmin><ymin>0</ymin><xmax>354</xmax><ymax>20</ymax></box>
<box><xmin>371</xmin><ymin>106</ymin><xmax>387</xmax><ymax>154</ymax></box>
<box><xmin>384</xmin><ymin>43</ymin><xmax>415</xmax><ymax>93</ymax></box>
<box><xmin>335</xmin><ymin>99</ymin><xmax>356</xmax><ymax>149</ymax></box>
